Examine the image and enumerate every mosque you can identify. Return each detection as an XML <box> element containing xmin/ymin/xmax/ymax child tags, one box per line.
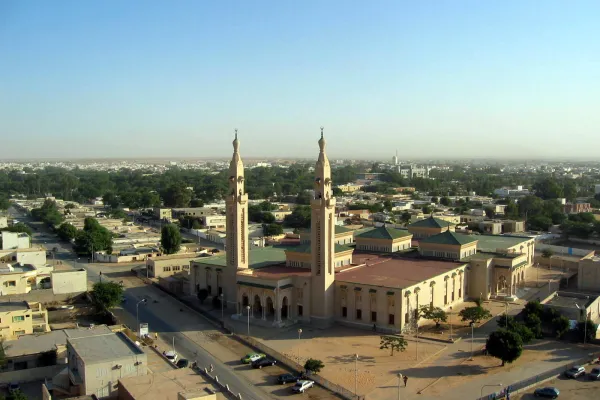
<box><xmin>189</xmin><ymin>130</ymin><xmax>535</xmax><ymax>332</ymax></box>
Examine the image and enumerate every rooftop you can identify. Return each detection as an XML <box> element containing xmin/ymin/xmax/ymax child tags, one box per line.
<box><xmin>336</xmin><ymin>253</ymin><xmax>465</xmax><ymax>289</ymax></box>
<box><xmin>409</xmin><ymin>216</ymin><xmax>454</xmax><ymax>229</ymax></box>
<box><xmin>471</xmin><ymin>234</ymin><xmax>532</xmax><ymax>251</ymax></box>
<box><xmin>4</xmin><ymin>326</ymin><xmax>113</xmax><ymax>358</ymax></box>
<box><xmin>301</xmin><ymin>225</ymin><xmax>353</xmax><ymax>235</ymax></box>
<box><xmin>281</xmin><ymin>243</ymin><xmax>354</xmax><ymax>254</ymax></box>
<box><xmin>238</xmin><ymin>266</ymin><xmax>311</xmax><ymax>280</ymax></box>
<box><xmin>0</xmin><ymin>301</ymin><xmax>29</xmax><ymax>312</ymax></box>
<box><xmin>193</xmin><ymin>246</ymin><xmax>287</xmax><ymax>269</ymax></box>
<box><xmin>355</xmin><ymin>226</ymin><xmax>412</xmax><ymax>241</ymax></box>
<box><xmin>68</xmin><ymin>331</ymin><xmax>144</xmax><ymax>363</ymax></box>
<box><xmin>0</xmin><ymin>263</ymin><xmax>36</xmax><ymax>273</ymax></box>
<box><xmin>420</xmin><ymin>230</ymin><xmax>478</xmax><ymax>246</ymax></box>
<box><xmin>118</xmin><ymin>367</ymin><xmax>222</xmax><ymax>400</ymax></box>
<box><xmin>544</xmin><ymin>292</ymin><xmax>596</xmax><ymax>309</ymax></box>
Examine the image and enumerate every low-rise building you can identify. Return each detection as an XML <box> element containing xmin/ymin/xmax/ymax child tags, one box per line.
<box><xmin>1</xmin><ymin>231</ymin><xmax>30</xmax><ymax>250</ymax></box>
<box><xmin>66</xmin><ymin>330</ymin><xmax>147</xmax><ymax>398</ymax></box>
<box><xmin>201</xmin><ymin>214</ymin><xmax>227</xmax><ymax>229</ymax></box>
<box><xmin>172</xmin><ymin>207</ymin><xmax>213</xmax><ymax>219</ymax></box>
<box><xmin>146</xmin><ymin>254</ymin><xmax>197</xmax><ymax>278</ymax></box>
<box><xmin>355</xmin><ymin>226</ymin><xmax>412</xmax><ymax>252</ymax></box>
<box><xmin>0</xmin><ymin>262</ymin><xmax>53</xmax><ymax>295</ymax></box>
<box><xmin>0</xmin><ymin>301</ymin><xmax>49</xmax><ymax>340</ymax></box>
<box><xmin>153</xmin><ymin>208</ymin><xmax>172</xmax><ymax>221</ymax></box>
<box><xmin>335</xmin><ymin>183</ymin><xmax>362</xmax><ymax>193</ymax></box>
<box><xmin>541</xmin><ymin>291</ymin><xmax>600</xmax><ymax>324</ymax></box>
<box><xmin>564</xmin><ymin>202</ymin><xmax>592</xmax><ymax>214</ymax></box>
<box><xmin>51</xmin><ymin>269</ymin><xmax>88</xmax><ymax>294</ymax></box>
<box><xmin>578</xmin><ymin>257</ymin><xmax>600</xmax><ymax>292</ymax></box>
<box><xmin>0</xmin><ymin>247</ymin><xmax>47</xmax><ymax>267</ymax></box>
<box><xmin>0</xmin><ymin>217</ymin><xmax>8</xmax><ymax>229</ymax></box>
<box><xmin>407</xmin><ymin>216</ymin><xmax>455</xmax><ymax>239</ymax></box>
<box><xmin>299</xmin><ymin>225</ymin><xmax>354</xmax><ymax>245</ymax></box>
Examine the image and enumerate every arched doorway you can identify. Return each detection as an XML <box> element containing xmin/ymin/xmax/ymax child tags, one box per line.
<box><xmin>266</xmin><ymin>297</ymin><xmax>275</xmax><ymax>320</ymax></box>
<box><xmin>253</xmin><ymin>295</ymin><xmax>262</xmax><ymax>318</ymax></box>
<box><xmin>281</xmin><ymin>297</ymin><xmax>289</xmax><ymax>319</ymax></box>
<box><xmin>242</xmin><ymin>294</ymin><xmax>249</xmax><ymax>308</ymax></box>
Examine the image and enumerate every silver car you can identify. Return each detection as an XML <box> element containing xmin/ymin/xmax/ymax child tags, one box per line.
<box><xmin>291</xmin><ymin>380</ymin><xmax>314</xmax><ymax>393</ymax></box>
<box><xmin>565</xmin><ymin>365</ymin><xmax>585</xmax><ymax>379</ymax></box>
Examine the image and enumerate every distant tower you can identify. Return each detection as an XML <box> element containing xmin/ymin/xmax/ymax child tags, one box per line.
<box><xmin>310</xmin><ymin>127</ymin><xmax>336</xmax><ymax>327</ymax></box>
<box><xmin>225</xmin><ymin>130</ymin><xmax>249</xmax><ymax>272</ymax></box>
<box><xmin>393</xmin><ymin>150</ymin><xmax>398</xmax><ymax>165</ymax></box>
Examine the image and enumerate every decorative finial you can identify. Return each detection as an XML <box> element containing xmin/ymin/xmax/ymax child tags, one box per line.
<box><xmin>235</xmin><ymin>128</ymin><xmax>238</xmax><ymax>140</ymax></box>
<box><xmin>233</xmin><ymin>129</ymin><xmax>239</xmax><ymax>152</ymax></box>
<box><xmin>320</xmin><ymin>126</ymin><xmax>324</xmax><ymax>139</ymax></box>
<box><xmin>318</xmin><ymin>126</ymin><xmax>326</xmax><ymax>152</ymax></box>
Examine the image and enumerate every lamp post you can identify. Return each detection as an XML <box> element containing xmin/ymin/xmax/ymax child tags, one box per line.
<box><xmin>548</xmin><ymin>279</ymin><xmax>551</xmax><ymax>295</ymax></box>
<box><xmin>136</xmin><ymin>298</ymin><xmax>147</xmax><ymax>334</ymax></box>
<box><xmin>246</xmin><ymin>305</ymin><xmax>251</xmax><ymax>336</ymax></box>
<box><xmin>576</xmin><ymin>297</ymin><xmax>590</xmax><ymax>346</ymax></box>
<box><xmin>504</xmin><ymin>302</ymin><xmax>509</xmax><ymax>327</ymax></box>
<box><xmin>469</xmin><ymin>322</ymin><xmax>474</xmax><ymax>361</ymax></box>
<box><xmin>220</xmin><ymin>293</ymin><xmax>224</xmax><ymax>320</ymax></box>
<box><xmin>297</xmin><ymin>328</ymin><xmax>303</xmax><ymax>368</ymax></box>
<box><xmin>481</xmin><ymin>383</ymin><xmax>503</xmax><ymax>398</ymax></box>
<box><xmin>449</xmin><ymin>306</ymin><xmax>453</xmax><ymax>341</ymax></box>
<box><xmin>397</xmin><ymin>373</ymin><xmax>403</xmax><ymax>400</ymax></box>
<box><xmin>354</xmin><ymin>354</ymin><xmax>358</xmax><ymax>397</ymax></box>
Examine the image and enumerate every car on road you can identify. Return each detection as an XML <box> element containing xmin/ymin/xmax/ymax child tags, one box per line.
<box><xmin>251</xmin><ymin>357</ymin><xmax>276</xmax><ymax>369</ymax></box>
<box><xmin>291</xmin><ymin>380</ymin><xmax>314</xmax><ymax>393</ymax></box>
<box><xmin>176</xmin><ymin>359</ymin><xmax>189</xmax><ymax>368</ymax></box>
<box><xmin>533</xmin><ymin>387</ymin><xmax>560</xmax><ymax>398</ymax></box>
<box><xmin>164</xmin><ymin>351</ymin><xmax>178</xmax><ymax>363</ymax></box>
<box><xmin>8</xmin><ymin>382</ymin><xmax>20</xmax><ymax>393</ymax></box>
<box><xmin>565</xmin><ymin>365</ymin><xmax>585</xmax><ymax>379</ymax></box>
<box><xmin>588</xmin><ymin>367</ymin><xmax>600</xmax><ymax>380</ymax></box>
<box><xmin>240</xmin><ymin>353</ymin><xmax>265</xmax><ymax>364</ymax></box>
<box><xmin>277</xmin><ymin>373</ymin><xmax>300</xmax><ymax>384</ymax></box>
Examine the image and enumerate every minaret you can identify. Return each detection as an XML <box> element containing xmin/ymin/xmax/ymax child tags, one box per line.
<box><xmin>310</xmin><ymin>127</ymin><xmax>336</xmax><ymax>327</ymax></box>
<box><xmin>225</xmin><ymin>129</ymin><xmax>249</xmax><ymax>271</ymax></box>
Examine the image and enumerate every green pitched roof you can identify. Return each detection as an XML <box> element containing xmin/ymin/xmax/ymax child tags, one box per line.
<box><xmin>409</xmin><ymin>216</ymin><xmax>454</xmax><ymax>229</ymax></box>
<box><xmin>355</xmin><ymin>226</ymin><xmax>412</xmax><ymax>241</ymax></box>
<box><xmin>420</xmin><ymin>230</ymin><xmax>478</xmax><ymax>246</ymax></box>
<box><xmin>280</xmin><ymin>243</ymin><xmax>353</xmax><ymax>254</ymax></box>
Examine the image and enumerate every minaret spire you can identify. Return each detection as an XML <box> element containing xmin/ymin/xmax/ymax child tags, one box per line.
<box><xmin>226</xmin><ymin>129</ymin><xmax>248</xmax><ymax>273</ymax></box>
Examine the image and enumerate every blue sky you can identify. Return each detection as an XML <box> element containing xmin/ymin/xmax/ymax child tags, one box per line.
<box><xmin>1</xmin><ymin>0</ymin><xmax>599</xmax><ymax>160</ymax></box>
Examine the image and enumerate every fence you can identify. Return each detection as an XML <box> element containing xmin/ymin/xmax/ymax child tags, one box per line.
<box><xmin>224</xmin><ymin>322</ymin><xmax>356</xmax><ymax>400</ymax></box>
<box><xmin>474</xmin><ymin>350</ymin><xmax>600</xmax><ymax>400</ymax></box>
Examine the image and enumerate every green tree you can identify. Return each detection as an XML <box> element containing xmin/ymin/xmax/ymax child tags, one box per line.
<box><xmin>161</xmin><ymin>224</ymin><xmax>182</xmax><ymax>254</ymax></box>
<box><xmin>197</xmin><ymin>288</ymin><xmax>209</xmax><ymax>304</ymax></box>
<box><xmin>486</xmin><ymin>329</ymin><xmax>523</xmax><ymax>366</ymax></box>
<box><xmin>0</xmin><ymin>196</ymin><xmax>10</xmax><ymax>210</ymax></box>
<box><xmin>400</xmin><ymin>212</ymin><xmax>411</xmax><ymax>225</ymax></box>
<box><xmin>162</xmin><ymin>183</ymin><xmax>192</xmax><ymax>208</ymax></box>
<box><xmin>524</xmin><ymin>313</ymin><xmax>543</xmax><ymax>339</ymax></box>
<box><xmin>439</xmin><ymin>197</ymin><xmax>451</xmax><ymax>206</ymax></box>
<box><xmin>262</xmin><ymin>212</ymin><xmax>276</xmax><ymax>224</ymax></box>
<box><xmin>459</xmin><ymin>306</ymin><xmax>492</xmax><ymax>325</ymax></box>
<box><xmin>379</xmin><ymin>335</ymin><xmax>408</xmax><ymax>356</ymax></box>
<box><xmin>575</xmin><ymin>320</ymin><xmax>598</xmax><ymax>343</ymax></box>
<box><xmin>541</xmin><ymin>248</ymin><xmax>554</xmax><ymax>259</ymax></box>
<box><xmin>484</xmin><ymin>206</ymin><xmax>495</xmax><ymax>219</ymax></box>
<box><xmin>552</xmin><ymin>315</ymin><xmax>570</xmax><ymax>339</ymax></box>
<box><xmin>6</xmin><ymin>390</ymin><xmax>28</xmax><ymax>400</ymax></box>
<box><xmin>140</xmin><ymin>191</ymin><xmax>161</xmax><ymax>208</ymax></box>
<box><xmin>523</xmin><ymin>300</ymin><xmax>543</xmax><ymax>318</ymax></box>
<box><xmin>283</xmin><ymin>205</ymin><xmax>311</xmax><ymax>229</ymax></box>
<box><xmin>57</xmin><ymin>223</ymin><xmax>78</xmax><ymax>241</ymax></box>
<box><xmin>422</xmin><ymin>205</ymin><xmax>433</xmax><ymax>214</ymax></box>
<box><xmin>332</xmin><ymin>187</ymin><xmax>343</xmax><ymax>197</ymax></box>
<box><xmin>419</xmin><ymin>305</ymin><xmax>447</xmax><ymax>328</ymax></box>
<box><xmin>259</xmin><ymin>201</ymin><xmax>277</xmax><ymax>211</ymax></box>
<box><xmin>262</xmin><ymin>223</ymin><xmax>283</xmax><ymax>236</ymax></box>
<box><xmin>304</xmin><ymin>358</ymin><xmax>324</xmax><ymax>374</ymax></box>
<box><xmin>92</xmin><ymin>281</ymin><xmax>123</xmax><ymax>310</ymax></box>
<box><xmin>1</xmin><ymin>222</ymin><xmax>33</xmax><ymax>237</ymax></box>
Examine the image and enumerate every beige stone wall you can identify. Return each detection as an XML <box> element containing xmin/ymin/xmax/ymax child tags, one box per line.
<box><xmin>578</xmin><ymin>259</ymin><xmax>600</xmax><ymax>292</ymax></box>
<box><xmin>355</xmin><ymin>237</ymin><xmax>412</xmax><ymax>253</ymax></box>
<box><xmin>419</xmin><ymin>242</ymin><xmax>477</xmax><ymax>260</ymax></box>
<box><xmin>335</xmin><ymin>232</ymin><xmax>354</xmax><ymax>245</ymax></box>
<box><xmin>0</xmin><ymin>305</ymin><xmax>49</xmax><ymax>340</ymax></box>
<box><xmin>334</xmin><ymin>282</ymin><xmax>400</xmax><ymax>330</ymax></box>
<box><xmin>147</xmin><ymin>257</ymin><xmax>195</xmax><ymax>278</ymax></box>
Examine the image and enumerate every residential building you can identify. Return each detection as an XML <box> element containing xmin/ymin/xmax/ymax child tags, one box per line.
<box><xmin>146</xmin><ymin>254</ymin><xmax>197</xmax><ymax>278</ymax></box>
<box><xmin>1</xmin><ymin>231</ymin><xmax>30</xmax><ymax>250</ymax></box>
<box><xmin>201</xmin><ymin>214</ymin><xmax>227</xmax><ymax>229</ymax></box>
<box><xmin>502</xmin><ymin>220</ymin><xmax>525</xmax><ymax>233</ymax></box>
<box><xmin>0</xmin><ymin>217</ymin><xmax>7</xmax><ymax>229</ymax></box>
<box><xmin>493</xmin><ymin>186</ymin><xmax>530</xmax><ymax>197</ymax></box>
<box><xmin>0</xmin><ymin>301</ymin><xmax>49</xmax><ymax>340</ymax></box>
<box><xmin>299</xmin><ymin>225</ymin><xmax>354</xmax><ymax>245</ymax></box>
<box><xmin>0</xmin><ymin>247</ymin><xmax>47</xmax><ymax>267</ymax></box>
<box><xmin>397</xmin><ymin>164</ymin><xmax>430</xmax><ymax>179</ymax></box>
<box><xmin>335</xmin><ymin>183</ymin><xmax>362</xmax><ymax>193</ymax></box>
<box><xmin>66</xmin><ymin>331</ymin><xmax>147</xmax><ymax>398</ymax></box>
<box><xmin>153</xmin><ymin>208</ymin><xmax>172</xmax><ymax>221</ymax></box>
<box><xmin>578</xmin><ymin>257</ymin><xmax>600</xmax><ymax>292</ymax></box>
<box><xmin>540</xmin><ymin>291</ymin><xmax>600</xmax><ymax>324</ymax></box>
<box><xmin>51</xmin><ymin>269</ymin><xmax>88</xmax><ymax>294</ymax></box>
<box><xmin>0</xmin><ymin>262</ymin><xmax>53</xmax><ymax>295</ymax></box>
<box><xmin>563</xmin><ymin>202</ymin><xmax>592</xmax><ymax>214</ymax></box>
<box><xmin>171</xmin><ymin>207</ymin><xmax>213</xmax><ymax>219</ymax></box>
<box><xmin>270</xmin><ymin>210</ymin><xmax>292</xmax><ymax>222</ymax></box>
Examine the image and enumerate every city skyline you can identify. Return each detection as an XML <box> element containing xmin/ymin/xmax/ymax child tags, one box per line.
<box><xmin>1</xmin><ymin>1</ymin><xmax>599</xmax><ymax>159</ymax></box>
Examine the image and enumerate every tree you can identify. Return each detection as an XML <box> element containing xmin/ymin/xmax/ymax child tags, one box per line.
<box><xmin>484</xmin><ymin>206</ymin><xmax>495</xmax><ymax>219</ymax></box>
<box><xmin>575</xmin><ymin>320</ymin><xmax>598</xmax><ymax>343</ymax></box>
<box><xmin>197</xmin><ymin>288</ymin><xmax>209</xmax><ymax>304</ymax></box>
<box><xmin>419</xmin><ymin>305</ymin><xmax>447</xmax><ymax>328</ymax></box>
<box><xmin>486</xmin><ymin>329</ymin><xmax>523</xmax><ymax>366</ymax></box>
<box><xmin>440</xmin><ymin>197</ymin><xmax>451</xmax><ymax>206</ymax></box>
<box><xmin>379</xmin><ymin>335</ymin><xmax>408</xmax><ymax>356</ymax></box>
<box><xmin>162</xmin><ymin>183</ymin><xmax>192</xmax><ymax>208</ymax></box>
<box><xmin>552</xmin><ymin>315</ymin><xmax>570</xmax><ymax>339</ymax></box>
<box><xmin>57</xmin><ymin>223</ymin><xmax>78</xmax><ymax>241</ymax></box>
<box><xmin>459</xmin><ymin>306</ymin><xmax>492</xmax><ymax>325</ymax></box>
<box><xmin>304</xmin><ymin>358</ymin><xmax>324</xmax><ymax>374</ymax></box>
<box><xmin>523</xmin><ymin>300</ymin><xmax>543</xmax><ymax>319</ymax></box>
<box><xmin>6</xmin><ymin>390</ymin><xmax>28</xmax><ymax>400</ymax></box>
<box><xmin>262</xmin><ymin>223</ymin><xmax>283</xmax><ymax>236</ymax></box>
<box><xmin>541</xmin><ymin>249</ymin><xmax>554</xmax><ymax>259</ymax></box>
<box><xmin>161</xmin><ymin>224</ymin><xmax>182</xmax><ymax>254</ymax></box>
<box><xmin>332</xmin><ymin>187</ymin><xmax>343</xmax><ymax>197</ymax></box>
<box><xmin>140</xmin><ymin>191</ymin><xmax>161</xmax><ymax>208</ymax></box>
<box><xmin>283</xmin><ymin>205</ymin><xmax>311</xmax><ymax>229</ymax></box>
<box><xmin>400</xmin><ymin>212</ymin><xmax>411</xmax><ymax>225</ymax></box>
<box><xmin>0</xmin><ymin>196</ymin><xmax>10</xmax><ymax>211</ymax></box>
<box><xmin>1</xmin><ymin>222</ymin><xmax>33</xmax><ymax>237</ymax></box>
<box><xmin>431</xmin><ymin>196</ymin><xmax>439</xmax><ymax>204</ymax></box>
<box><xmin>92</xmin><ymin>281</ymin><xmax>123</xmax><ymax>310</ymax></box>
<box><xmin>524</xmin><ymin>313</ymin><xmax>543</xmax><ymax>339</ymax></box>
<box><xmin>262</xmin><ymin>212</ymin><xmax>276</xmax><ymax>224</ymax></box>
<box><xmin>422</xmin><ymin>205</ymin><xmax>433</xmax><ymax>215</ymax></box>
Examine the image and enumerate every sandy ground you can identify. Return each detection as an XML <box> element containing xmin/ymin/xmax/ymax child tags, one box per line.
<box><xmin>259</xmin><ymin>325</ymin><xmax>447</xmax><ymax>396</ymax></box>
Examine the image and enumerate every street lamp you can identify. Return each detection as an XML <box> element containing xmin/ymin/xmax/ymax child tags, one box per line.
<box><xmin>468</xmin><ymin>322</ymin><xmax>474</xmax><ymax>361</ymax></box>
<box><xmin>397</xmin><ymin>373</ymin><xmax>403</xmax><ymax>400</ymax></box>
<box><xmin>297</xmin><ymin>328</ymin><xmax>303</xmax><ymax>367</ymax></box>
<box><xmin>220</xmin><ymin>293</ymin><xmax>224</xmax><ymax>320</ymax></box>
<box><xmin>449</xmin><ymin>306</ymin><xmax>453</xmax><ymax>341</ymax></box>
<box><xmin>576</xmin><ymin>297</ymin><xmax>590</xmax><ymax>346</ymax></box>
<box><xmin>354</xmin><ymin>354</ymin><xmax>358</xmax><ymax>397</ymax></box>
<box><xmin>136</xmin><ymin>298</ymin><xmax>147</xmax><ymax>334</ymax></box>
<box><xmin>504</xmin><ymin>302</ymin><xmax>509</xmax><ymax>327</ymax></box>
<box><xmin>246</xmin><ymin>305</ymin><xmax>251</xmax><ymax>336</ymax></box>
<box><xmin>481</xmin><ymin>383</ymin><xmax>503</xmax><ymax>398</ymax></box>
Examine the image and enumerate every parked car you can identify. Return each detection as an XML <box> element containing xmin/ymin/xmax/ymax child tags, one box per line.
<box><xmin>164</xmin><ymin>351</ymin><xmax>178</xmax><ymax>363</ymax></box>
<box><xmin>588</xmin><ymin>367</ymin><xmax>600</xmax><ymax>380</ymax></box>
<box><xmin>241</xmin><ymin>353</ymin><xmax>265</xmax><ymax>364</ymax></box>
<box><xmin>565</xmin><ymin>365</ymin><xmax>585</xmax><ymax>379</ymax></box>
<box><xmin>252</xmin><ymin>357</ymin><xmax>277</xmax><ymax>369</ymax></box>
<box><xmin>291</xmin><ymin>380</ymin><xmax>314</xmax><ymax>393</ymax></box>
<box><xmin>533</xmin><ymin>387</ymin><xmax>560</xmax><ymax>398</ymax></box>
<box><xmin>277</xmin><ymin>373</ymin><xmax>299</xmax><ymax>384</ymax></box>
<box><xmin>176</xmin><ymin>359</ymin><xmax>189</xmax><ymax>369</ymax></box>
<box><xmin>8</xmin><ymin>382</ymin><xmax>20</xmax><ymax>393</ymax></box>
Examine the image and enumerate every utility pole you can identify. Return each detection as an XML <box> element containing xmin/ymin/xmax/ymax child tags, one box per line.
<box><xmin>397</xmin><ymin>373</ymin><xmax>402</xmax><ymax>400</ymax></box>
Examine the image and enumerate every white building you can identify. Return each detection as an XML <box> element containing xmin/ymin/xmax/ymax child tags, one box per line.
<box><xmin>493</xmin><ymin>186</ymin><xmax>530</xmax><ymax>197</ymax></box>
<box><xmin>1</xmin><ymin>231</ymin><xmax>31</xmax><ymax>250</ymax></box>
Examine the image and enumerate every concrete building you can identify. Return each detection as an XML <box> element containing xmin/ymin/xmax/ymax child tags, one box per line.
<box><xmin>0</xmin><ymin>301</ymin><xmax>49</xmax><ymax>340</ymax></box>
<box><xmin>541</xmin><ymin>291</ymin><xmax>600</xmax><ymax>324</ymax></box>
<box><xmin>578</xmin><ymin>257</ymin><xmax>600</xmax><ymax>292</ymax></box>
<box><xmin>1</xmin><ymin>231</ymin><xmax>30</xmax><ymax>250</ymax></box>
<box><xmin>0</xmin><ymin>247</ymin><xmax>47</xmax><ymax>268</ymax></box>
<box><xmin>201</xmin><ymin>214</ymin><xmax>227</xmax><ymax>229</ymax></box>
<box><xmin>335</xmin><ymin>183</ymin><xmax>362</xmax><ymax>193</ymax></box>
<box><xmin>0</xmin><ymin>217</ymin><xmax>8</xmax><ymax>229</ymax></box>
<box><xmin>117</xmin><ymin>367</ymin><xmax>220</xmax><ymax>400</ymax></box>
<box><xmin>188</xmin><ymin>132</ymin><xmax>536</xmax><ymax>334</ymax></box>
<box><xmin>563</xmin><ymin>202</ymin><xmax>592</xmax><ymax>214</ymax></box>
<box><xmin>153</xmin><ymin>208</ymin><xmax>172</xmax><ymax>221</ymax></box>
<box><xmin>0</xmin><ymin>262</ymin><xmax>53</xmax><ymax>295</ymax></box>
<box><xmin>299</xmin><ymin>225</ymin><xmax>354</xmax><ymax>245</ymax></box>
<box><xmin>146</xmin><ymin>254</ymin><xmax>197</xmax><ymax>278</ymax></box>
<box><xmin>51</xmin><ymin>269</ymin><xmax>88</xmax><ymax>294</ymax></box>
<box><xmin>397</xmin><ymin>164</ymin><xmax>430</xmax><ymax>179</ymax></box>
<box><xmin>66</xmin><ymin>331</ymin><xmax>147</xmax><ymax>398</ymax></box>
<box><xmin>172</xmin><ymin>207</ymin><xmax>213</xmax><ymax>219</ymax></box>
<box><xmin>493</xmin><ymin>186</ymin><xmax>530</xmax><ymax>198</ymax></box>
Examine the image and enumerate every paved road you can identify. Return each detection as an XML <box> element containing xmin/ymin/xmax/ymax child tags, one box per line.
<box><xmin>514</xmin><ymin>370</ymin><xmax>600</xmax><ymax>400</ymax></box>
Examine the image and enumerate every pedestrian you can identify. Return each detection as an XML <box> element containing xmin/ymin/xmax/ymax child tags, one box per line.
<box><xmin>154</xmin><ymin>332</ymin><xmax>158</xmax><ymax>340</ymax></box>
<box><xmin>372</xmin><ymin>323</ymin><xmax>376</xmax><ymax>332</ymax></box>
<box><xmin>403</xmin><ymin>375</ymin><xmax>408</xmax><ymax>387</ymax></box>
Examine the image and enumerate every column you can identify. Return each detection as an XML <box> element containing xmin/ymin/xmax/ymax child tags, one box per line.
<box><xmin>262</xmin><ymin>295</ymin><xmax>266</xmax><ymax>320</ymax></box>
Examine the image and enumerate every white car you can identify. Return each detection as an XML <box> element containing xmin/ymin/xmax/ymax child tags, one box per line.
<box><xmin>292</xmin><ymin>380</ymin><xmax>314</xmax><ymax>393</ymax></box>
<box><xmin>164</xmin><ymin>351</ymin><xmax>178</xmax><ymax>363</ymax></box>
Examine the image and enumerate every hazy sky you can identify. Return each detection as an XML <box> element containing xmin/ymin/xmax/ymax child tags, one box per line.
<box><xmin>1</xmin><ymin>1</ymin><xmax>599</xmax><ymax>160</ymax></box>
